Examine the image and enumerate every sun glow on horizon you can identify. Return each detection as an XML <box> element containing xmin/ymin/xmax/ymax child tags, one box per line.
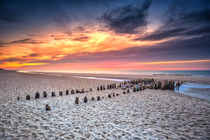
<box><xmin>0</xmin><ymin>30</ymin><xmax>168</xmax><ymax>70</ymax></box>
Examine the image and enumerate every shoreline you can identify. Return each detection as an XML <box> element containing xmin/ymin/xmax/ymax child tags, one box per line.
<box><xmin>17</xmin><ymin>70</ymin><xmax>210</xmax><ymax>84</ymax></box>
<box><xmin>1</xmin><ymin>70</ymin><xmax>210</xmax><ymax>103</ymax></box>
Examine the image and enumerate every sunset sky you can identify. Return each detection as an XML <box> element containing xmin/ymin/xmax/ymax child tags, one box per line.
<box><xmin>0</xmin><ymin>0</ymin><xmax>210</xmax><ymax>71</ymax></box>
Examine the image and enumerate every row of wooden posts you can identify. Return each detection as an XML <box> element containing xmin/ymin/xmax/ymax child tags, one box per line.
<box><xmin>16</xmin><ymin>78</ymin><xmax>182</xmax><ymax>111</ymax></box>
<box><xmin>97</xmin><ymin>83</ymin><xmax>117</xmax><ymax>91</ymax></box>
<box><xmin>97</xmin><ymin>79</ymin><xmax>181</xmax><ymax>92</ymax></box>
<box><xmin>17</xmin><ymin>79</ymin><xmax>181</xmax><ymax>101</ymax></box>
<box><xmin>45</xmin><ymin>79</ymin><xmax>181</xmax><ymax>111</ymax></box>
<box><xmin>45</xmin><ymin>92</ymin><xmax>120</xmax><ymax>111</ymax></box>
<box><xmin>17</xmin><ymin>88</ymin><xmax>93</xmax><ymax>101</ymax></box>
<box><xmin>74</xmin><ymin>92</ymin><xmax>120</xmax><ymax>104</ymax></box>
<box><xmin>120</xmin><ymin>79</ymin><xmax>182</xmax><ymax>91</ymax></box>
<box><xmin>46</xmin><ymin>79</ymin><xmax>175</xmax><ymax>111</ymax></box>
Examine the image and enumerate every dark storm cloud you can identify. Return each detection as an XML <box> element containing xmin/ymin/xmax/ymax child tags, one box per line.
<box><xmin>0</xmin><ymin>53</ymin><xmax>40</xmax><ymax>63</ymax></box>
<box><xmin>137</xmin><ymin>1</ymin><xmax>210</xmax><ymax>41</ymax></box>
<box><xmin>63</xmin><ymin>26</ymin><xmax>86</xmax><ymax>36</ymax></box>
<box><xmin>0</xmin><ymin>0</ymin><xmax>22</xmax><ymax>23</ymax></box>
<box><xmin>0</xmin><ymin>15</ymin><xmax>20</xmax><ymax>22</ymax></box>
<box><xmin>0</xmin><ymin>41</ymin><xmax>7</xmax><ymax>47</ymax></box>
<box><xmin>47</xmin><ymin>34</ymin><xmax>210</xmax><ymax>63</ymax></box>
<box><xmin>0</xmin><ymin>0</ymin><xmax>112</xmax><ymax>39</ymax></box>
<box><xmin>11</xmin><ymin>38</ymin><xmax>43</xmax><ymax>44</ymax></box>
<box><xmin>73</xmin><ymin>36</ymin><xmax>89</xmax><ymax>41</ymax></box>
<box><xmin>11</xmin><ymin>38</ymin><xmax>31</xmax><ymax>44</ymax></box>
<box><xmin>102</xmin><ymin>0</ymin><xmax>151</xmax><ymax>34</ymax></box>
<box><xmin>29</xmin><ymin>53</ymin><xmax>39</xmax><ymax>57</ymax></box>
<box><xmin>135</xmin><ymin>28</ymin><xmax>186</xmax><ymax>41</ymax></box>
<box><xmin>0</xmin><ymin>57</ymin><xmax>24</xmax><ymax>64</ymax></box>
<box><xmin>0</xmin><ymin>38</ymin><xmax>43</xmax><ymax>47</ymax></box>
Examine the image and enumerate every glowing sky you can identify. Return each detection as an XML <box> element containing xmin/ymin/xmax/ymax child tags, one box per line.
<box><xmin>0</xmin><ymin>0</ymin><xmax>210</xmax><ymax>71</ymax></box>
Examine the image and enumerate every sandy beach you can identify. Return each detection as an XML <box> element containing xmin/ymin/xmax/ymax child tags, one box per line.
<box><xmin>0</xmin><ymin>70</ymin><xmax>210</xmax><ymax>139</ymax></box>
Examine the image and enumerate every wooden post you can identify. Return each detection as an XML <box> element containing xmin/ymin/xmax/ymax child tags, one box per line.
<box><xmin>35</xmin><ymin>92</ymin><xmax>40</xmax><ymax>99</ymax></box>
<box><xmin>26</xmin><ymin>95</ymin><xmax>30</xmax><ymax>100</ymax></box>
<box><xmin>75</xmin><ymin>97</ymin><xmax>79</xmax><ymax>104</ymax></box>
<box><xmin>66</xmin><ymin>90</ymin><xmax>69</xmax><ymax>95</ymax></box>
<box><xmin>84</xmin><ymin>96</ymin><xmax>88</xmax><ymax>103</ymax></box>
<box><xmin>97</xmin><ymin>96</ymin><xmax>101</xmax><ymax>101</ymax></box>
<box><xmin>45</xmin><ymin>104</ymin><xmax>51</xmax><ymax>111</ymax></box>
<box><xmin>43</xmin><ymin>91</ymin><xmax>47</xmax><ymax>98</ymax></box>
<box><xmin>52</xmin><ymin>91</ymin><xmax>56</xmax><ymax>97</ymax></box>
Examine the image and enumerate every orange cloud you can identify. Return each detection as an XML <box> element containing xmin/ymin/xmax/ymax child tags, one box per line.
<box><xmin>0</xmin><ymin>30</ymin><xmax>165</xmax><ymax>64</ymax></box>
<box><xmin>0</xmin><ymin>24</ymin><xmax>209</xmax><ymax>71</ymax></box>
<box><xmin>0</xmin><ymin>62</ymin><xmax>47</xmax><ymax>69</ymax></box>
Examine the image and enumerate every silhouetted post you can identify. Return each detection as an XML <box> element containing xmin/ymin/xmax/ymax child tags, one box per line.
<box><xmin>35</xmin><ymin>92</ymin><xmax>40</xmax><ymax>99</ymax></box>
<box><xmin>75</xmin><ymin>97</ymin><xmax>79</xmax><ymax>104</ymax></box>
<box><xmin>84</xmin><ymin>96</ymin><xmax>88</xmax><ymax>103</ymax></box>
<box><xmin>113</xmin><ymin>92</ymin><xmax>115</xmax><ymax>97</ymax></box>
<box><xmin>26</xmin><ymin>95</ymin><xmax>30</xmax><ymax>100</ymax></box>
<box><xmin>45</xmin><ymin>104</ymin><xmax>51</xmax><ymax>111</ymax></box>
<box><xmin>90</xmin><ymin>88</ymin><xmax>92</xmax><ymax>92</ymax></box>
<box><xmin>108</xmin><ymin>94</ymin><xmax>111</xmax><ymax>98</ymax></box>
<box><xmin>97</xmin><ymin>96</ymin><xmax>101</xmax><ymax>101</ymax></box>
<box><xmin>97</xmin><ymin>87</ymin><xmax>99</xmax><ymax>90</ymax></box>
<box><xmin>52</xmin><ymin>91</ymin><xmax>56</xmax><ymax>97</ymax></box>
<box><xmin>66</xmin><ymin>90</ymin><xmax>69</xmax><ymax>95</ymax></box>
<box><xmin>161</xmin><ymin>81</ymin><xmax>165</xmax><ymax>90</ymax></box>
<box><xmin>127</xmin><ymin>89</ymin><xmax>129</xmax><ymax>93</ymax></box>
<box><xmin>103</xmin><ymin>85</ymin><xmax>105</xmax><ymax>90</ymax></box>
<box><xmin>43</xmin><ymin>91</ymin><xmax>47</xmax><ymax>98</ymax></box>
<box><xmin>169</xmin><ymin>81</ymin><xmax>174</xmax><ymax>91</ymax></box>
<box><xmin>154</xmin><ymin>82</ymin><xmax>157</xmax><ymax>90</ymax></box>
<box><xmin>59</xmin><ymin>91</ymin><xmax>63</xmax><ymax>96</ymax></box>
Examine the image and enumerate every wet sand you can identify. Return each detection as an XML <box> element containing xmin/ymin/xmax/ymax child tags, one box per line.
<box><xmin>188</xmin><ymin>88</ymin><xmax>210</xmax><ymax>96</ymax></box>
<box><xmin>0</xmin><ymin>71</ymin><xmax>210</xmax><ymax>139</ymax></box>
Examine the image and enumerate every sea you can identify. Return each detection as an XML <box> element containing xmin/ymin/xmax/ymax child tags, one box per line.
<box><xmin>105</xmin><ymin>70</ymin><xmax>210</xmax><ymax>77</ymax></box>
<box><xmin>19</xmin><ymin>70</ymin><xmax>210</xmax><ymax>77</ymax></box>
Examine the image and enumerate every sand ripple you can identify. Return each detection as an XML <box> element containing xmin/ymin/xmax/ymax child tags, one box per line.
<box><xmin>0</xmin><ymin>89</ymin><xmax>210</xmax><ymax>139</ymax></box>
